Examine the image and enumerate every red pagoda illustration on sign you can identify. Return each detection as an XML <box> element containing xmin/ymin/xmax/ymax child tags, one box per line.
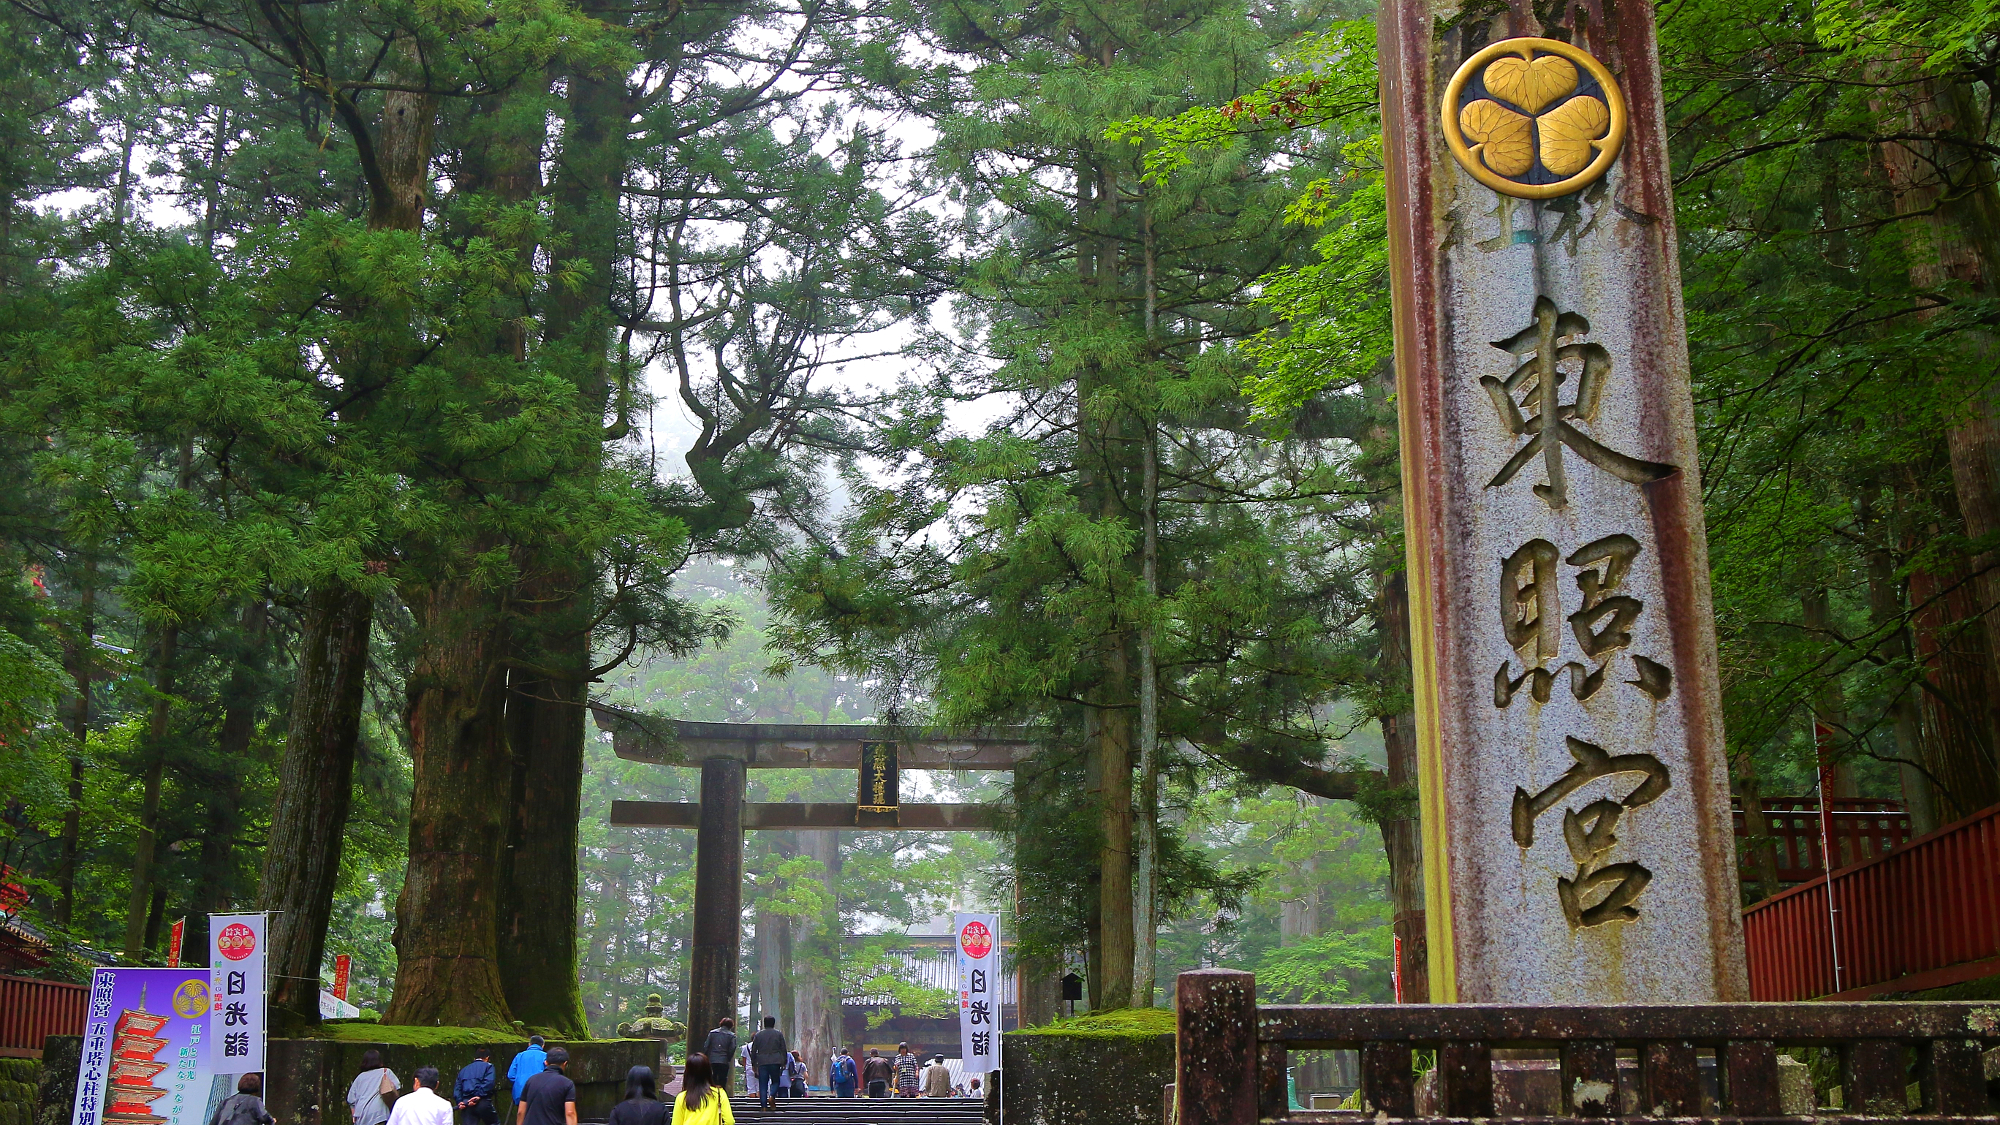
<box><xmin>104</xmin><ymin>989</ymin><xmax>171</xmax><ymax>1125</ymax></box>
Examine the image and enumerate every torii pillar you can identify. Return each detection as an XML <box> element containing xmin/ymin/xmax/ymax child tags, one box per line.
<box><xmin>686</xmin><ymin>756</ymin><xmax>744</xmax><ymax>1057</ymax></box>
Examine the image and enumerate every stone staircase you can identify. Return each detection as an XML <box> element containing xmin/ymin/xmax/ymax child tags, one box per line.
<box><xmin>729</xmin><ymin>1096</ymin><xmax>986</xmax><ymax>1124</ymax></box>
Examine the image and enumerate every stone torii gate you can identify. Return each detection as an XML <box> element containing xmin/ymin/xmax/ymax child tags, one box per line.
<box><xmin>588</xmin><ymin>704</ymin><xmax>1037</xmax><ymax>1059</ymax></box>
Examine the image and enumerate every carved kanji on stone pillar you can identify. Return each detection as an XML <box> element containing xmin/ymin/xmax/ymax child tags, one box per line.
<box><xmin>1379</xmin><ymin>0</ymin><xmax>1749</xmax><ymax>1002</ymax></box>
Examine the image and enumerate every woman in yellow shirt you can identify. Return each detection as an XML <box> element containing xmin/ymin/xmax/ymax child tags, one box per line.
<box><xmin>670</xmin><ymin>1055</ymin><xmax>733</xmax><ymax>1125</ymax></box>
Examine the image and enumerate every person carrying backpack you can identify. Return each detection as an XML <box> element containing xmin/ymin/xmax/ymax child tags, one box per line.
<box><xmin>829</xmin><ymin>1050</ymin><xmax>856</xmax><ymax>1099</ymax></box>
<box><xmin>784</xmin><ymin>1052</ymin><xmax>806</xmax><ymax>1099</ymax></box>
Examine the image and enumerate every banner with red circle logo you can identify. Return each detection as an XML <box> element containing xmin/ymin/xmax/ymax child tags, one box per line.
<box><xmin>954</xmin><ymin>913</ymin><xmax>1001</xmax><ymax>1075</ymax></box>
<box><xmin>207</xmin><ymin>912</ymin><xmax>266</xmax><ymax>1072</ymax></box>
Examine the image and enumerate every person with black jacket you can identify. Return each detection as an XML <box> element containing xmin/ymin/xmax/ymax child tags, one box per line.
<box><xmin>605</xmin><ymin>1067</ymin><xmax>668</xmax><ymax>1125</ymax></box>
<box><xmin>860</xmin><ymin>1051</ymin><xmax>893</xmax><ymax>1099</ymax></box>
<box><xmin>209</xmin><ymin>1074</ymin><xmax>276</xmax><ymax>1125</ymax></box>
<box><xmin>747</xmin><ymin>1018</ymin><xmax>788</xmax><ymax>1111</ymax></box>
<box><xmin>700</xmin><ymin>1019</ymin><xmax>737</xmax><ymax>1094</ymax></box>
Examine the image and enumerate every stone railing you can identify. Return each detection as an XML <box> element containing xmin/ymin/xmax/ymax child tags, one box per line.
<box><xmin>1174</xmin><ymin>968</ymin><xmax>2000</xmax><ymax>1123</ymax></box>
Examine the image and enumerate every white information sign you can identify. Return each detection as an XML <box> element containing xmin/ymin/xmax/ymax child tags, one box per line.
<box><xmin>953</xmin><ymin>912</ymin><xmax>1000</xmax><ymax>1075</ymax></box>
<box><xmin>208</xmin><ymin>912</ymin><xmax>266</xmax><ymax>1072</ymax></box>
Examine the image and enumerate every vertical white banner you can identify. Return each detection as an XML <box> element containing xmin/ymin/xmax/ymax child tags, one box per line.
<box><xmin>954</xmin><ymin>913</ymin><xmax>1000</xmax><ymax>1075</ymax></box>
<box><xmin>209</xmin><ymin>913</ymin><xmax>266</xmax><ymax>1072</ymax></box>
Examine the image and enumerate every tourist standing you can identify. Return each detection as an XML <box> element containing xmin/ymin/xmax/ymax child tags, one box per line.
<box><xmin>748</xmin><ymin>1016</ymin><xmax>788</xmax><ymax>1110</ymax></box>
<box><xmin>606</xmin><ymin>1067</ymin><xmax>667</xmax><ymax>1125</ymax></box>
<box><xmin>700</xmin><ymin>1019</ymin><xmax>736</xmax><ymax>1094</ymax></box>
<box><xmin>922</xmin><ymin>1057</ymin><xmax>951</xmax><ymax>1098</ymax></box>
<box><xmin>784</xmin><ymin>1052</ymin><xmax>807</xmax><ymax>1098</ymax></box>
<box><xmin>894</xmin><ymin>1044</ymin><xmax>919</xmax><ymax>1099</ymax></box>
<box><xmin>454</xmin><ymin>1049</ymin><xmax>497</xmax><ymax>1125</ymax></box>
<box><xmin>347</xmin><ymin>1050</ymin><xmax>400</xmax><ymax>1125</ymax></box>
<box><xmin>514</xmin><ymin>1048</ymin><xmax>577</xmax><ymax>1125</ymax></box>
<box><xmin>208</xmin><ymin>1074</ymin><xmax>276</xmax><ymax>1125</ymax></box>
<box><xmin>388</xmin><ymin>1069</ymin><xmax>452</xmax><ymax>1125</ymax></box>
<box><xmin>506</xmin><ymin>1037</ymin><xmax>547</xmax><ymax>1103</ymax></box>
<box><xmin>669</xmin><ymin>1055</ymin><xmax>732</xmax><ymax>1125</ymax></box>
<box><xmin>829</xmin><ymin>1050</ymin><xmax>856</xmax><ymax>1099</ymax></box>
<box><xmin>861</xmin><ymin>1051</ymin><xmax>892</xmax><ymax>1098</ymax></box>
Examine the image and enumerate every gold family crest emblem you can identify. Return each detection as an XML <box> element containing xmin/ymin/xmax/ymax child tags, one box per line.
<box><xmin>1442</xmin><ymin>37</ymin><xmax>1628</xmax><ymax>199</ymax></box>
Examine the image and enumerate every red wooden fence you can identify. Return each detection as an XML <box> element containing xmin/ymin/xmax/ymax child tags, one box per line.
<box><xmin>0</xmin><ymin>973</ymin><xmax>87</xmax><ymax>1057</ymax></box>
<box><xmin>1731</xmin><ymin>797</ymin><xmax>1910</xmax><ymax>883</ymax></box>
<box><xmin>1743</xmin><ymin>801</ymin><xmax>2000</xmax><ymax>1001</ymax></box>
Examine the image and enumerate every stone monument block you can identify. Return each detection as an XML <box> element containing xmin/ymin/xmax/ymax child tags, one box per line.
<box><xmin>1379</xmin><ymin>0</ymin><xmax>1748</xmax><ymax>1002</ymax></box>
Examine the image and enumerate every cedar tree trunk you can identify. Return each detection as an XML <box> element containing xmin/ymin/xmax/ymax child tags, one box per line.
<box><xmin>386</xmin><ymin>573</ymin><xmax>515</xmax><ymax>1028</ymax></box>
<box><xmin>260</xmin><ymin>584</ymin><xmax>373</xmax><ymax>1027</ymax></box>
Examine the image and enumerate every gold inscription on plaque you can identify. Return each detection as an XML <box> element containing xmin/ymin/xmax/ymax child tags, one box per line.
<box><xmin>1442</xmin><ymin>37</ymin><xmax>1629</xmax><ymax>200</ymax></box>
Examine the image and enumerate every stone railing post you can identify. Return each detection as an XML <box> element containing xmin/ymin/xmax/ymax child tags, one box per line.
<box><xmin>1175</xmin><ymin>969</ymin><xmax>1257</xmax><ymax>1125</ymax></box>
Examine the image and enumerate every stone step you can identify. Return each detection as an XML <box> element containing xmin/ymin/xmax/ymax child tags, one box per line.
<box><xmin>729</xmin><ymin>1097</ymin><xmax>986</xmax><ymax>1123</ymax></box>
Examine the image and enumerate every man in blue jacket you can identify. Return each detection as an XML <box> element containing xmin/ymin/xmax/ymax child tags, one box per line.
<box><xmin>454</xmin><ymin>1048</ymin><xmax>497</xmax><ymax>1125</ymax></box>
<box><xmin>505</xmin><ymin>1037</ymin><xmax>546</xmax><ymax>1103</ymax></box>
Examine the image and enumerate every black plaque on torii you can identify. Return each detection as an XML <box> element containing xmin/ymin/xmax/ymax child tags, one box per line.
<box><xmin>856</xmin><ymin>740</ymin><xmax>899</xmax><ymax>827</ymax></box>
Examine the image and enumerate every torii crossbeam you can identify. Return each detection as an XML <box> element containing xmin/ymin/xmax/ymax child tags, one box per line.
<box><xmin>589</xmin><ymin>704</ymin><xmax>1038</xmax><ymax>1059</ymax></box>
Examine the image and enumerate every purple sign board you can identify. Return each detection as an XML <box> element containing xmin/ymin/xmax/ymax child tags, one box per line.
<box><xmin>72</xmin><ymin>969</ymin><xmax>215</xmax><ymax>1125</ymax></box>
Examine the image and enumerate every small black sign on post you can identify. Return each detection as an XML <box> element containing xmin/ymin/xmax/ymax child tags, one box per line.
<box><xmin>1061</xmin><ymin>970</ymin><xmax>1084</xmax><ymax>1016</ymax></box>
<box><xmin>856</xmin><ymin>740</ymin><xmax>899</xmax><ymax>827</ymax></box>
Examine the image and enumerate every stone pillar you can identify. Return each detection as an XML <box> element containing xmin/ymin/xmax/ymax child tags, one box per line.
<box><xmin>1174</xmin><ymin>969</ymin><xmax>1257</xmax><ymax>1125</ymax></box>
<box><xmin>686</xmin><ymin>756</ymin><xmax>745</xmax><ymax>1057</ymax></box>
<box><xmin>1379</xmin><ymin>0</ymin><xmax>1748</xmax><ymax>1002</ymax></box>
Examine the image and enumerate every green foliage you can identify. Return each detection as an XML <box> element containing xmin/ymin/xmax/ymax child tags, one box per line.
<box><xmin>0</xmin><ymin>579</ymin><xmax>66</xmax><ymax>748</ymax></box>
<box><xmin>1110</xmin><ymin>21</ymin><xmax>1388</xmax><ymax>423</ymax></box>
<box><xmin>1153</xmin><ymin>789</ymin><xmax>1391</xmax><ymax>1003</ymax></box>
<box><xmin>310</xmin><ymin>1023</ymin><xmax>520</xmax><ymax>1046</ymax></box>
<box><xmin>766</xmin><ymin>0</ymin><xmax>1406</xmax><ymax>1004</ymax></box>
<box><xmin>1253</xmin><ymin>929</ymin><xmax>1386</xmax><ymax>1004</ymax></box>
<box><xmin>1814</xmin><ymin>0</ymin><xmax>2000</xmax><ymax>71</ymax></box>
<box><xmin>1656</xmin><ymin>0</ymin><xmax>2000</xmax><ymax>829</ymax></box>
<box><xmin>1007</xmin><ymin>1007</ymin><xmax>1176</xmax><ymax>1039</ymax></box>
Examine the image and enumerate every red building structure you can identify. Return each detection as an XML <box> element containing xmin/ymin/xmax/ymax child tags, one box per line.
<box><xmin>103</xmin><ymin>1003</ymin><xmax>172</xmax><ymax>1125</ymax></box>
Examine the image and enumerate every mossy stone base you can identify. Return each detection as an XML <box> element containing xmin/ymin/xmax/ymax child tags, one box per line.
<box><xmin>991</xmin><ymin>1009</ymin><xmax>1174</xmax><ymax>1125</ymax></box>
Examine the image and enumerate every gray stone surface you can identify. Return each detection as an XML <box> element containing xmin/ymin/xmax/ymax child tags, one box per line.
<box><xmin>33</xmin><ymin>1038</ymin><xmax>77</xmax><ymax>1125</ymax></box>
<box><xmin>1379</xmin><ymin>0</ymin><xmax>1748</xmax><ymax>1002</ymax></box>
<box><xmin>989</xmin><ymin>1027</ymin><xmax>1173</xmax><ymax>1125</ymax></box>
<box><xmin>1778</xmin><ymin>1054</ymin><xmax>1814</xmax><ymax>1115</ymax></box>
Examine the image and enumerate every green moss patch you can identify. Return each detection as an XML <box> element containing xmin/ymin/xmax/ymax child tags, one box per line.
<box><xmin>1899</xmin><ymin>973</ymin><xmax>2000</xmax><ymax>1003</ymax></box>
<box><xmin>1007</xmin><ymin>1007</ymin><xmax>1176</xmax><ymax>1040</ymax></box>
<box><xmin>308</xmin><ymin>1023</ymin><xmax>520</xmax><ymax>1046</ymax></box>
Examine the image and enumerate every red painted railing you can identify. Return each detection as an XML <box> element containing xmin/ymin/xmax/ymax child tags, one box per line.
<box><xmin>0</xmin><ymin>973</ymin><xmax>87</xmax><ymax>1056</ymax></box>
<box><xmin>1731</xmin><ymin>797</ymin><xmax>1910</xmax><ymax>882</ymax></box>
<box><xmin>1744</xmin><ymin>801</ymin><xmax>2000</xmax><ymax>1001</ymax></box>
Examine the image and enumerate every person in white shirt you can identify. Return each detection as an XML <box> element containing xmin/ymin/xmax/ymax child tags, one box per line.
<box><xmin>386</xmin><ymin>1067</ymin><xmax>453</xmax><ymax>1125</ymax></box>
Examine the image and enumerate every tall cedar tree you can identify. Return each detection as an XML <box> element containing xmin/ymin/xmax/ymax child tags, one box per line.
<box><xmin>772</xmin><ymin>0</ymin><xmax>1383</xmax><ymax>1006</ymax></box>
